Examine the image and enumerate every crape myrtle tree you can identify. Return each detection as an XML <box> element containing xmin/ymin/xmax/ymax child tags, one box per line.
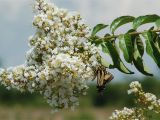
<box><xmin>0</xmin><ymin>0</ymin><xmax>160</xmax><ymax>118</ymax></box>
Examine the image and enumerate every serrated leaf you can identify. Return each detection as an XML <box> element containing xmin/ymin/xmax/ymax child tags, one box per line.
<box><xmin>91</xmin><ymin>24</ymin><xmax>108</xmax><ymax>36</ymax></box>
<box><xmin>104</xmin><ymin>40</ymin><xmax>134</xmax><ymax>74</ymax></box>
<box><xmin>110</xmin><ymin>16</ymin><xmax>135</xmax><ymax>33</ymax></box>
<box><xmin>143</xmin><ymin>31</ymin><xmax>160</xmax><ymax>68</ymax></box>
<box><xmin>118</xmin><ymin>34</ymin><xmax>134</xmax><ymax>63</ymax></box>
<box><xmin>133</xmin><ymin>14</ymin><xmax>160</xmax><ymax>29</ymax></box>
<box><xmin>132</xmin><ymin>36</ymin><xmax>153</xmax><ymax>76</ymax></box>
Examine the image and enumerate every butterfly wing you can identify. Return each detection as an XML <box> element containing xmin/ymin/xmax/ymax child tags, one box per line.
<box><xmin>96</xmin><ymin>67</ymin><xmax>114</xmax><ymax>95</ymax></box>
<box><xmin>97</xmin><ymin>69</ymin><xmax>105</xmax><ymax>86</ymax></box>
<box><xmin>103</xmin><ymin>71</ymin><xmax>114</xmax><ymax>86</ymax></box>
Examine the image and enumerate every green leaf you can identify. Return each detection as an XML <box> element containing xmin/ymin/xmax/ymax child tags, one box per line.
<box><xmin>158</xmin><ymin>35</ymin><xmax>160</xmax><ymax>49</ymax></box>
<box><xmin>101</xmin><ymin>58</ymin><xmax>111</xmax><ymax>68</ymax></box>
<box><xmin>104</xmin><ymin>33</ymin><xmax>111</xmax><ymax>37</ymax></box>
<box><xmin>101</xmin><ymin>43</ymin><xmax>109</xmax><ymax>53</ymax></box>
<box><xmin>127</xmin><ymin>29</ymin><xmax>144</xmax><ymax>57</ymax></box>
<box><xmin>143</xmin><ymin>31</ymin><xmax>160</xmax><ymax>68</ymax></box>
<box><xmin>101</xmin><ymin>42</ymin><xmax>114</xmax><ymax>68</ymax></box>
<box><xmin>101</xmin><ymin>34</ymin><xmax>114</xmax><ymax>54</ymax></box>
<box><xmin>135</xmin><ymin>36</ymin><xmax>144</xmax><ymax>57</ymax></box>
<box><xmin>91</xmin><ymin>24</ymin><xmax>108</xmax><ymax>36</ymax></box>
<box><xmin>89</xmin><ymin>36</ymin><xmax>102</xmax><ymax>46</ymax></box>
<box><xmin>133</xmin><ymin>55</ymin><xmax>153</xmax><ymax>76</ymax></box>
<box><xmin>132</xmin><ymin>36</ymin><xmax>153</xmax><ymax>76</ymax></box>
<box><xmin>104</xmin><ymin>40</ymin><xmax>134</xmax><ymax>74</ymax></box>
<box><xmin>133</xmin><ymin>14</ymin><xmax>160</xmax><ymax>29</ymax></box>
<box><xmin>118</xmin><ymin>34</ymin><xmax>134</xmax><ymax>63</ymax></box>
<box><xmin>152</xmin><ymin>32</ymin><xmax>160</xmax><ymax>50</ymax></box>
<box><xmin>110</xmin><ymin>16</ymin><xmax>135</xmax><ymax>33</ymax></box>
<box><xmin>129</xmin><ymin>29</ymin><xmax>145</xmax><ymax>56</ymax></box>
<box><xmin>155</xmin><ymin>19</ymin><xmax>160</xmax><ymax>28</ymax></box>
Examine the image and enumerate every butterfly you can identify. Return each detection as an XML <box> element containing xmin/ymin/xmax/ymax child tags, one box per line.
<box><xmin>95</xmin><ymin>66</ymin><xmax>114</xmax><ymax>96</ymax></box>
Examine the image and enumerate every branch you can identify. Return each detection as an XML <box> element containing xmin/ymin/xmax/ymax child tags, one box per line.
<box><xmin>97</xmin><ymin>29</ymin><xmax>160</xmax><ymax>41</ymax></box>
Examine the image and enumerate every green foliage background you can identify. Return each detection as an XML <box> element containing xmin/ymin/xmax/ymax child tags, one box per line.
<box><xmin>0</xmin><ymin>77</ymin><xmax>160</xmax><ymax>120</ymax></box>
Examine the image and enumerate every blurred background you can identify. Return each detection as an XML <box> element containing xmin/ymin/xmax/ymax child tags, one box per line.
<box><xmin>0</xmin><ymin>0</ymin><xmax>160</xmax><ymax>120</ymax></box>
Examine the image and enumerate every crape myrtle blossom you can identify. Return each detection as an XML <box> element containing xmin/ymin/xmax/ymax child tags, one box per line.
<box><xmin>110</xmin><ymin>81</ymin><xmax>160</xmax><ymax>119</ymax></box>
<box><xmin>128</xmin><ymin>81</ymin><xmax>160</xmax><ymax>113</ymax></box>
<box><xmin>109</xmin><ymin>107</ymin><xmax>145</xmax><ymax>120</ymax></box>
<box><xmin>0</xmin><ymin>0</ymin><xmax>102</xmax><ymax>111</ymax></box>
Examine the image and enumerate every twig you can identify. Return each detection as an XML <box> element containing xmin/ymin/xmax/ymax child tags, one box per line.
<box><xmin>92</xmin><ymin>29</ymin><xmax>160</xmax><ymax>41</ymax></box>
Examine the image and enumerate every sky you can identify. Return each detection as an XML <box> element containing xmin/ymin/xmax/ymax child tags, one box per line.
<box><xmin>0</xmin><ymin>0</ymin><xmax>160</xmax><ymax>81</ymax></box>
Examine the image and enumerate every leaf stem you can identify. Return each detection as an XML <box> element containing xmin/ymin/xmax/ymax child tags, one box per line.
<box><xmin>96</xmin><ymin>29</ymin><xmax>160</xmax><ymax>41</ymax></box>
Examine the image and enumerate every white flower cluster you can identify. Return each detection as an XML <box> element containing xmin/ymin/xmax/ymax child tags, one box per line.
<box><xmin>110</xmin><ymin>81</ymin><xmax>160</xmax><ymax>120</ymax></box>
<box><xmin>0</xmin><ymin>0</ymin><xmax>101</xmax><ymax>111</ymax></box>
<box><xmin>128</xmin><ymin>81</ymin><xmax>160</xmax><ymax>113</ymax></box>
<box><xmin>127</xmin><ymin>81</ymin><xmax>142</xmax><ymax>94</ymax></box>
<box><xmin>109</xmin><ymin>107</ymin><xmax>144</xmax><ymax>120</ymax></box>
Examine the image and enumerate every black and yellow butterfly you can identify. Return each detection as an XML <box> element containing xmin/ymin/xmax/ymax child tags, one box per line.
<box><xmin>95</xmin><ymin>66</ymin><xmax>114</xmax><ymax>96</ymax></box>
